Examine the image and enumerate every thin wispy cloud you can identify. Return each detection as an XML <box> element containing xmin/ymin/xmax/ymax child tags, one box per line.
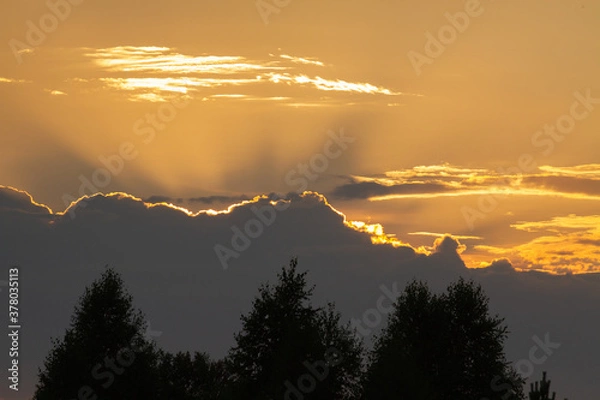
<box><xmin>333</xmin><ymin>163</ymin><xmax>600</xmax><ymax>202</ymax></box>
<box><xmin>0</xmin><ymin>77</ymin><xmax>30</xmax><ymax>84</ymax></box>
<box><xmin>87</xmin><ymin>47</ymin><xmax>281</xmax><ymax>74</ymax></box>
<box><xmin>74</xmin><ymin>46</ymin><xmax>418</xmax><ymax>103</ymax></box>
<box><xmin>98</xmin><ymin>76</ymin><xmax>261</xmax><ymax>94</ymax></box>
<box><xmin>44</xmin><ymin>89</ymin><xmax>67</xmax><ymax>96</ymax></box>
<box><xmin>265</xmin><ymin>73</ymin><xmax>404</xmax><ymax>95</ymax></box>
<box><xmin>408</xmin><ymin>232</ymin><xmax>483</xmax><ymax>240</ymax></box>
<box><xmin>277</xmin><ymin>54</ymin><xmax>325</xmax><ymax>67</ymax></box>
<box><xmin>511</xmin><ymin>214</ymin><xmax>600</xmax><ymax>232</ymax></box>
<box><xmin>538</xmin><ymin>164</ymin><xmax>600</xmax><ymax>178</ymax></box>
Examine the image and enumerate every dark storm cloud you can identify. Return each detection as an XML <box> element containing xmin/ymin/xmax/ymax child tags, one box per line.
<box><xmin>144</xmin><ymin>195</ymin><xmax>184</xmax><ymax>204</ymax></box>
<box><xmin>1</xmin><ymin>186</ymin><xmax>599</xmax><ymax>399</ymax></box>
<box><xmin>143</xmin><ymin>194</ymin><xmax>251</xmax><ymax>205</ymax></box>
<box><xmin>332</xmin><ymin>180</ymin><xmax>453</xmax><ymax>200</ymax></box>
<box><xmin>0</xmin><ymin>186</ymin><xmax>51</xmax><ymax>214</ymax></box>
<box><xmin>188</xmin><ymin>195</ymin><xmax>250</xmax><ymax>204</ymax></box>
<box><xmin>483</xmin><ymin>258</ymin><xmax>516</xmax><ymax>274</ymax></box>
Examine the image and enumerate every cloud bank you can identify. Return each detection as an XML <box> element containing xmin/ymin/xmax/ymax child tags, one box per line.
<box><xmin>0</xmin><ymin>186</ymin><xmax>598</xmax><ymax>399</ymax></box>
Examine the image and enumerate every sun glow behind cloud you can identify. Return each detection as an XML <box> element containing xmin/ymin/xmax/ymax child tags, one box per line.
<box><xmin>538</xmin><ymin>164</ymin><xmax>600</xmax><ymax>178</ymax></box>
<box><xmin>332</xmin><ymin>164</ymin><xmax>600</xmax><ymax>275</ymax></box>
<box><xmin>370</xmin><ymin>188</ymin><xmax>600</xmax><ymax>202</ymax></box>
<box><xmin>347</xmin><ymin>220</ymin><xmax>409</xmax><ymax>248</ymax></box>
<box><xmin>408</xmin><ymin>232</ymin><xmax>483</xmax><ymax>240</ymax></box>
<box><xmin>335</xmin><ymin>163</ymin><xmax>600</xmax><ymax>203</ymax></box>
<box><xmin>38</xmin><ymin>188</ymin><xmax>419</xmax><ymax>255</ymax></box>
<box><xmin>473</xmin><ymin>215</ymin><xmax>600</xmax><ymax>274</ymax></box>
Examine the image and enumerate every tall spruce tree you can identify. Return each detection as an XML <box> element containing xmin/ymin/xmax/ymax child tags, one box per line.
<box><xmin>34</xmin><ymin>267</ymin><xmax>160</xmax><ymax>400</ymax></box>
<box><xmin>227</xmin><ymin>258</ymin><xmax>363</xmax><ymax>400</ymax></box>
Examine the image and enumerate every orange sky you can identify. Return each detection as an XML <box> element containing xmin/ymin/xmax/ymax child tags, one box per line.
<box><xmin>1</xmin><ymin>0</ymin><xmax>599</xmax><ymax>274</ymax></box>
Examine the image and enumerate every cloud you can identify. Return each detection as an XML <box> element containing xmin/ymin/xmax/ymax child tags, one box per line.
<box><xmin>87</xmin><ymin>47</ymin><xmax>280</xmax><ymax>75</ymax></box>
<box><xmin>474</xmin><ymin>215</ymin><xmax>600</xmax><ymax>274</ymax></box>
<box><xmin>277</xmin><ymin>54</ymin><xmax>325</xmax><ymax>67</ymax></box>
<box><xmin>0</xmin><ymin>77</ymin><xmax>30</xmax><ymax>84</ymax></box>
<box><xmin>72</xmin><ymin>46</ymin><xmax>418</xmax><ymax>103</ymax></box>
<box><xmin>264</xmin><ymin>73</ymin><xmax>405</xmax><ymax>95</ymax></box>
<box><xmin>2</xmin><ymin>186</ymin><xmax>599</xmax><ymax>399</ymax></box>
<box><xmin>432</xmin><ymin>234</ymin><xmax>467</xmax><ymax>255</ymax></box>
<box><xmin>0</xmin><ymin>186</ymin><xmax>52</xmax><ymax>215</ymax></box>
<box><xmin>538</xmin><ymin>164</ymin><xmax>600</xmax><ymax>178</ymax></box>
<box><xmin>510</xmin><ymin>215</ymin><xmax>600</xmax><ymax>233</ymax></box>
<box><xmin>522</xmin><ymin>176</ymin><xmax>600</xmax><ymax>196</ymax></box>
<box><xmin>143</xmin><ymin>194</ymin><xmax>252</xmax><ymax>205</ymax></box>
<box><xmin>408</xmin><ymin>231</ymin><xmax>483</xmax><ymax>240</ymax></box>
<box><xmin>44</xmin><ymin>89</ymin><xmax>67</xmax><ymax>96</ymax></box>
<box><xmin>330</xmin><ymin>163</ymin><xmax>600</xmax><ymax>202</ymax></box>
<box><xmin>480</xmin><ymin>258</ymin><xmax>515</xmax><ymax>273</ymax></box>
<box><xmin>143</xmin><ymin>195</ymin><xmax>184</xmax><ymax>204</ymax></box>
<box><xmin>333</xmin><ymin>180</ymin><xmax>454</xmax><ymax>200</ymax></box>
<box><xmin>188</xmin><ymin>195</ymin><xmax>251</xmax><ymax>205</ymax></box>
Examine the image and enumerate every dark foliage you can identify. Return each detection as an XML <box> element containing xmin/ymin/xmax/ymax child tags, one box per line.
<box><xmin>363</xmin><ymin>278</ymin><xmax>525</xmax><ymax>400</ymax></box>
<box><xmin>529</xmin><ymin>371</ymin><xmax>567</xmax><ymax>400</ymax></box>
<box><xmin>34</xmin><ymin>267</ymin><xmax>160</xmax><ymax>400</ymax></box>
<box><xmin>227</xmin><ymin>258</ymin><xmax>364</xmax><ymax>400</ymax></box>
<box><xmin>35</xmin><ymin>262</ymin><xmax>571</xmax><ymax>400</ymax></box>
<box><xmin>156</xmin><ymin>351</ymin><xmax>230</xmax><ymax>400</ymax></box>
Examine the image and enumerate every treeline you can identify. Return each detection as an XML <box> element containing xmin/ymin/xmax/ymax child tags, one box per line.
<box><xmin>33</xmin><ymin>259</ymin><xmax>567</xmax><ymax>400</ymax></box>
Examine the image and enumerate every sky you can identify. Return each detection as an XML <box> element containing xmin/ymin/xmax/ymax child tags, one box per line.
<box><xmin>1</xmin><ymin>0</ymin><xmax>599</xmax><ymax>398</ymax></box>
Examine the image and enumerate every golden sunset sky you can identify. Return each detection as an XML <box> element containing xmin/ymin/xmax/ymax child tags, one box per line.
<box><xmin>2</xmin><ymin>0</ymin><xmax>600</xmax><ymax>274</ymax></box>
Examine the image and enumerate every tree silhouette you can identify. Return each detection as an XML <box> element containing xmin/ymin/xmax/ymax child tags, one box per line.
<box><xmin>529</xmin><ymin>371</ymin><xmax>567</xmax><ymax>400</ymax></box>
<box><xmin>156</xmin><ymin>351</ymin><xmax>230</xmax><ymax>400</ymax></box>
<box><xmin>33</xmin><ymin>264</ymin><xmax>566</xmax><ymax>400</ymax></box>
<box><xmin>227</xmin><ymin>258</ymin><xmax>363</xmax><ymax>400</ymax></box>
<box><xmin>363</xmin><ymin>278</ymin><xmax>524</xmax><ymax>400</ymax></box>
<box><xmin>34</xmin><ymin>267</ymin><xmax>160</xmax><ymax>400</ymax></box>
